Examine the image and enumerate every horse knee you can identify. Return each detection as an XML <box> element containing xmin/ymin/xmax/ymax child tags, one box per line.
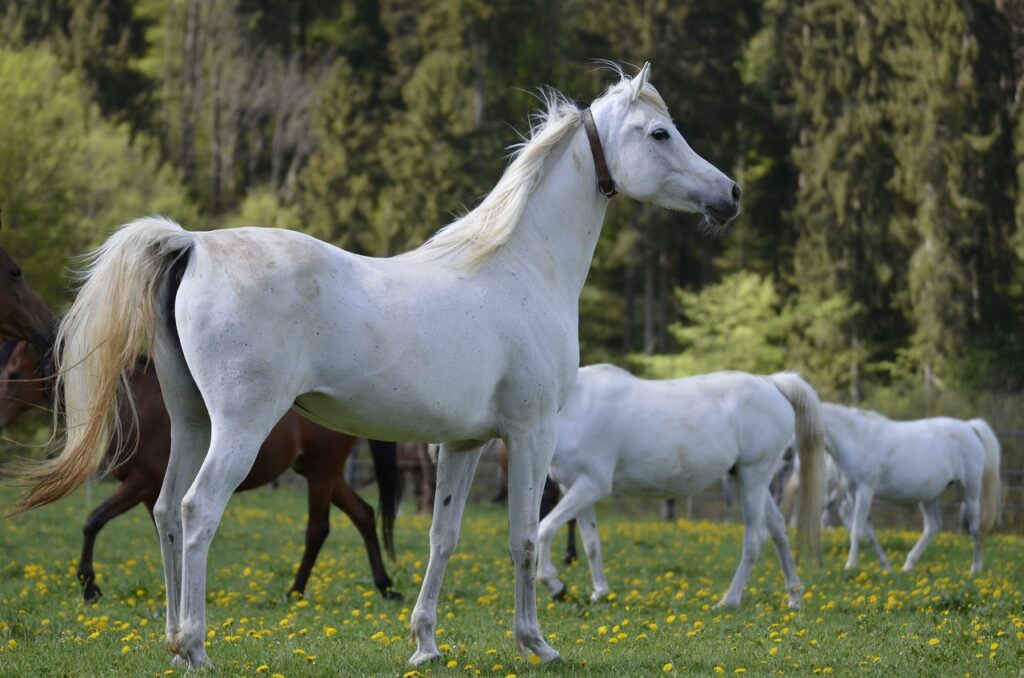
<box><xmin>510</xmin><ymin>538</ymin><xmax>538</xmax><ymax>572</ymax></box>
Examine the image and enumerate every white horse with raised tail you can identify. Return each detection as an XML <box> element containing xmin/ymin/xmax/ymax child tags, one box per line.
<box><xmin>536</xmin><ymin>365</ymin><xmax>826</xmax><ymax>611</ymax></box>
<box><xmin>3</xmin><ymin>63</ymin><xmax>740</xmax><ymax>670</ymax></box>
<box><xmin>821</xmin><ymin>403</ymin><xmax>1003</xmax><ymax>574</ymax></box>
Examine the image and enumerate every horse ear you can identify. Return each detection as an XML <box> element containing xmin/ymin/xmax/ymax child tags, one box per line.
<box><xmin>630</xmin><ymin>62</ymin><xmax>651</xmax><ymax>102</ymax></box>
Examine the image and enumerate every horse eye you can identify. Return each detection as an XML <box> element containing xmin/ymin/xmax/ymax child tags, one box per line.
<box><xmin>10</xmin><ymin>267</ymin><xmax>20</xmax><ymax>279</ymax></box>
<box><xmin>650</xmin><ymin>128</ymin><xmax>670</xmax><ymax>141</ymax></box>
<box><xmin>9</xmin><ymin>371</ymin><xmax>21</xmax><ymax>380</ymax></box>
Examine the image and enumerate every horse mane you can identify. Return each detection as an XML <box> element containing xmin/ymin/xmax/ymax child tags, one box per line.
<box><xmin>404</xmin><ymin>68</ymin><xmax>668</xmax><ymax>271</ymax></box>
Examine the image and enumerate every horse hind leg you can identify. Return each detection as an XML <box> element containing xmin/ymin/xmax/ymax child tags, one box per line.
<box><xmin>717</xmin><ymin>466</ymin><xmax>771</xmax><ymax>610</ymax></box>
<box><xmin>409</xmin><ymin>444</ymin><xmax>484</xmax><ymax>666</ymax></box>
<box><xmin>151</xmin><ymin>337</ymin><xmax>210</xmax><ymax>669</ymax></box>
<box><xmin>903</xmin><ymin>499</ymin><xmax>941</xmax><ymax>572</ymax></box>
<box><xmin>78</xmin><ymin>475</ymin><xmax>155</xmax><ymax>602</ymax></box>
<box><xmin>332</xmin><ymin>480</ymin><xmax>400</xmax><ymax>600</ymax></box>
<box><xmin>764</xmin><ymin>495</ymin><xmax>803</xmax><ymax>610</ymax></box>
<box><xmin>961</xmin><ymin>489</ymin><xmax>984</xmax><ymax>575</ymax></box>
<box><xmin>286</xmin><ymin>475</ymin><xmax>334</xmax><ymax>598</ymax></box>
<box><xmin>175</xmin><ymin>407</ymin><xmax>285</xmax><ymax>671</ymax></box>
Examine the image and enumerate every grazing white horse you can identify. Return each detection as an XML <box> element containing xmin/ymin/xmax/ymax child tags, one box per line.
<box><xmin>536</xmin><ymin>365</ymin><xmax>826</xmax><ymax>611</ymax></box>
<box><xmin>5</xmin><ymin>64</ymin><xmax>740</xmax><ymax>670</ymax></box>
<box><xmin>821</xmin><ymin>403</ymin><xmax>1003</xmax><ymax>575</ymax></box>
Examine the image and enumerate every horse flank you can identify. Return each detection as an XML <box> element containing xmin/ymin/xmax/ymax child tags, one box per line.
<box><xmin>4</xmin><ymin>216</ymin><xmax>194</xmax><ymax>517</ymax></box>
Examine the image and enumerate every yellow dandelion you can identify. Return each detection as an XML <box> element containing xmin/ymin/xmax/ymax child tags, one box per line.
<box><xmin>714</xmin><ymin>667</ymin><xmax>725</xmax><ymax>674</ymax></box>
<box><xmin>120</xmin><ymin>646</ymin><xmax>130</xmax><ymax>654</ymax></box>
<box><xmin>325</xmin><ymin>627</ymin><xmax>337</xmax><ymax>637</ymax></box>
<box><xmin>663</xmin><ymin>663</ymin><xmax>674</xmax><ymax>672</ymax></box>
<box><xmin>447</xmin><ymin>660</ymin><xmax>458</xmax><ymax>668</ymax></box>
<box><xmin>928</xmin><ymin>638</ymin><xmax>940</xmax><ymax>646</ymax></box>
<box><xmin>256</xmin><ymin>665</ymin><xmax>269</xmax><ymax>673</ymax></box>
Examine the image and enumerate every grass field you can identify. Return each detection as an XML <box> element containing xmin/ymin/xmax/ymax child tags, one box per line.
<box><xmin>0</xmin><ymin>482</ymin><xmax>1021</xmax><ymax>677</ymax></box>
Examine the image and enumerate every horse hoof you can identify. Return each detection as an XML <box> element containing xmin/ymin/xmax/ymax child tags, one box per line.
<box><xmin>787</xmin><ymin>599</ymin><xmax>802</xmax><ymax>611</ymax></box>
<box><xmin>408</xmin><ymin>649</ymin><xmax>442</xmax><ymax>666</ymax></box>
<box><xmin>83</xmin><ymin>584</ymin><xmax>103</xmax><ymax>603</ymax></box>
<box><xmin>286</xmin><ymin>589</ymin><xmax>304</xmax><ymax>600</ymax></box>
<box><xmin>170</xmin><ymin>655</ymin><xmax>189</xmax><ymax>668</ymax></box>
<box><xmin>714</xmin><ymin>598</ymin><xmax>739</xmax><ymax>610</ymax></box>
<box><xmin>551</xmin><ymin>582</ymin><xmax>568</xmax><ymax>601</ymax></box>
<box><xmin>383</xmin><ymin>588</ymin><xmax>403</xmax><ymax>601</ymax></box>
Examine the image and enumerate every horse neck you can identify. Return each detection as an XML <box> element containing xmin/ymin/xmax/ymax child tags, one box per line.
<box><xmin>492</xmin><ymin>128</ymin><xmax>609</xmax><ymax>309</ymax></box>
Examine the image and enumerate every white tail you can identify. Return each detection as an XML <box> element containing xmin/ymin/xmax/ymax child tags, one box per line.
<box><xmin>5</xmin><ymin>217</ymin><xmax>194</xmax><ymax>516</ymax></box>
<box><xmin>968</xmin><ymin>418</ymin><xmax>1003</xmax><ymax>534</ymax></box>
<box><xmin>768</xmin><ymin>372</ymin><xmax>825</xmax><ymax>568</ymax></box>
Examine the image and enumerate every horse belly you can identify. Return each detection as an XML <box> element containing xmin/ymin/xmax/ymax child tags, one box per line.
<box><xmin>876</xmin><ymin>457</ymin><xmax>955</xmax><ymax>504</ymax></box>
<box><xmin>612</xmin><ymin>447</ymin><xmax>730</xmax><ymax>499</ymax></box>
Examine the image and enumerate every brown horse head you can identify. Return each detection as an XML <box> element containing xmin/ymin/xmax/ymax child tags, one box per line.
<box><xmin>0</xmin><ymin>340</ymin><xmax>50</xmax><ymax>433</ymax></box>
<box><xmin>0</xmin><ymin>247</ymin><xmax>55</xmax><ymax>354</ymax></box>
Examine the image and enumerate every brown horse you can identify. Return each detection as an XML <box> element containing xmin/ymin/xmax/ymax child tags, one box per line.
<box><xmin>0</xmin><ymin>244</ymin><xmax>55</xmax><ymax>353</ymax></box>
<box><xmin>0</xmin><ymin>341</ymin><xmax>402</xmax><ymax>601</ymax></box>
<box><xmin>397</xmin><ymin>441</ymin><xmax>436</xmax><ymax>514</ymax></box>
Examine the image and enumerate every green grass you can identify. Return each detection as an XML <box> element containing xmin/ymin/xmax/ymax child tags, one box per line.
<box><xmin>0</xmin><ymin>482</ymin><xmax>1021</xmax><ymax>677</ymax></box>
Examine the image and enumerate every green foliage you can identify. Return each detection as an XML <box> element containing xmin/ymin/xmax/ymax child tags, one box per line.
<box><xmin>0</xmin><ymin>47</ymin><xmax>194</xmax><ymax>308</ymax></box>
<box><xmin>635</xmin><ymin>272</ymin><xmax>791</xmax><ymax>378</ymax></box>
<box><xmin>1</xmin><ymin>0</ymin><xmax>1024</xmax><ymax>400</ymax></box>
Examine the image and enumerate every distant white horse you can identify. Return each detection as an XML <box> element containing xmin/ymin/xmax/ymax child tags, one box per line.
<box><xmin>821</xmin><ymin>403</ymin><xmax>1002</xmax><ymax>574</ymax></box>
<box><xmin>780</xmin><ymin>452</ymin><xmax>854</xmax><ymax>527</ymax></box>
<box><xmin>5</xmin><ymin>64</ymin><xmax>739</xmax><ymax>670</ymax></box>
<box><xmin>536</xmin><ymin>365</ymin><xmax>825</xmax><ymax>611</ymax></box>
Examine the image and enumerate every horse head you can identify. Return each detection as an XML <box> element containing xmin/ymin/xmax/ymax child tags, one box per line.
<box><xmin>590</xmin><ymin>62</ymin><xmax>741</xmax><ymax>227</ymax></box>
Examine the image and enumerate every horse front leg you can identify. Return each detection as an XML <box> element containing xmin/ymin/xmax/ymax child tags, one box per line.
<box><xmin>845</xmin><ymin>485</ymin><xmax>877</xmax><ymax>571</ymax></box>
<box><xmin>505</xmin><ymin>423</ymin><xmax>561</xmax><ymax>663</ymax></box>
<box><xmin>409</xmin><ymin>444</ymin><xmax>483</xmax><ymax>666</ymax></box>
<box><xmin>537</xmin><ymin>477</ymin><xmax>603</xmax><ymax>599</ymax></box>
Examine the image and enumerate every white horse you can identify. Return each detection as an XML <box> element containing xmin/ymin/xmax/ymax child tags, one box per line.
<box><xmin>536</xmin><ymin>365</ymin><xmax>825</xmax><ymax>611</ymax></box>
<box><xmin>821</xmin><ymin>403</ymin><xmax>1003</xmax><ymax>574</ymax></box>
<box><xmin>5</xmin><ymin>64</ymin><xmax>739</xmax><ymax>669</ymax></box>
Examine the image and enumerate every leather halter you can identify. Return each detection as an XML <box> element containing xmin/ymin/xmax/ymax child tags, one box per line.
<box><xmin>581</xmin><ymin>107</ymin><xmax>617</xmax><ymax>198</ymax></box>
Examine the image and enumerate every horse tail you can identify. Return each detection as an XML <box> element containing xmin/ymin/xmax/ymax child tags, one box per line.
<box><xmin>4</xmin><ymin>217</ymin><xmax>194</xmax><ymax>517</ymax></box>
<box><xmin>968</xmin><ymin>418</ymin><xmax>1003</xmax><ymax>534</ymax></box>
<box><xmin>768</xmin><ymin>372</ymin><xmax>825</xmax><ymax>569</ymax></box>
<box><xmin>368</xmin><ymin>439</ymin><xmax>401</xmax><ymax>559</ymax></box>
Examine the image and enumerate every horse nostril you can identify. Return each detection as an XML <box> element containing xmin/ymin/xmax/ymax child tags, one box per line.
<box><xmin>731</xmin><ymin>182</ymin><xmax>742</xmax><ymax>204</ymax></box>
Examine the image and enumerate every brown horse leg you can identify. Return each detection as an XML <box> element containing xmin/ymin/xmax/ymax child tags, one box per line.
<box><xmin>332</xmin><ymin>482</ymin><xmax>400</xmax><ymax>600</ymax></box>
<box><xmin>286</xmin><ymin>478</ymin><xmax>334</xmax><ymax>599</ymax></box>
<box><xmin>78</xmin><ymin>477</ymin><xmax>156</xmax><ymax>602</ymax></box>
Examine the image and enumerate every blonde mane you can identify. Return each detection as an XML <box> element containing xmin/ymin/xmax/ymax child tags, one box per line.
<box><xmin>405</xmin><ymin>70</ymin><xmax>668</xmax><ymax>271</ymax></box>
